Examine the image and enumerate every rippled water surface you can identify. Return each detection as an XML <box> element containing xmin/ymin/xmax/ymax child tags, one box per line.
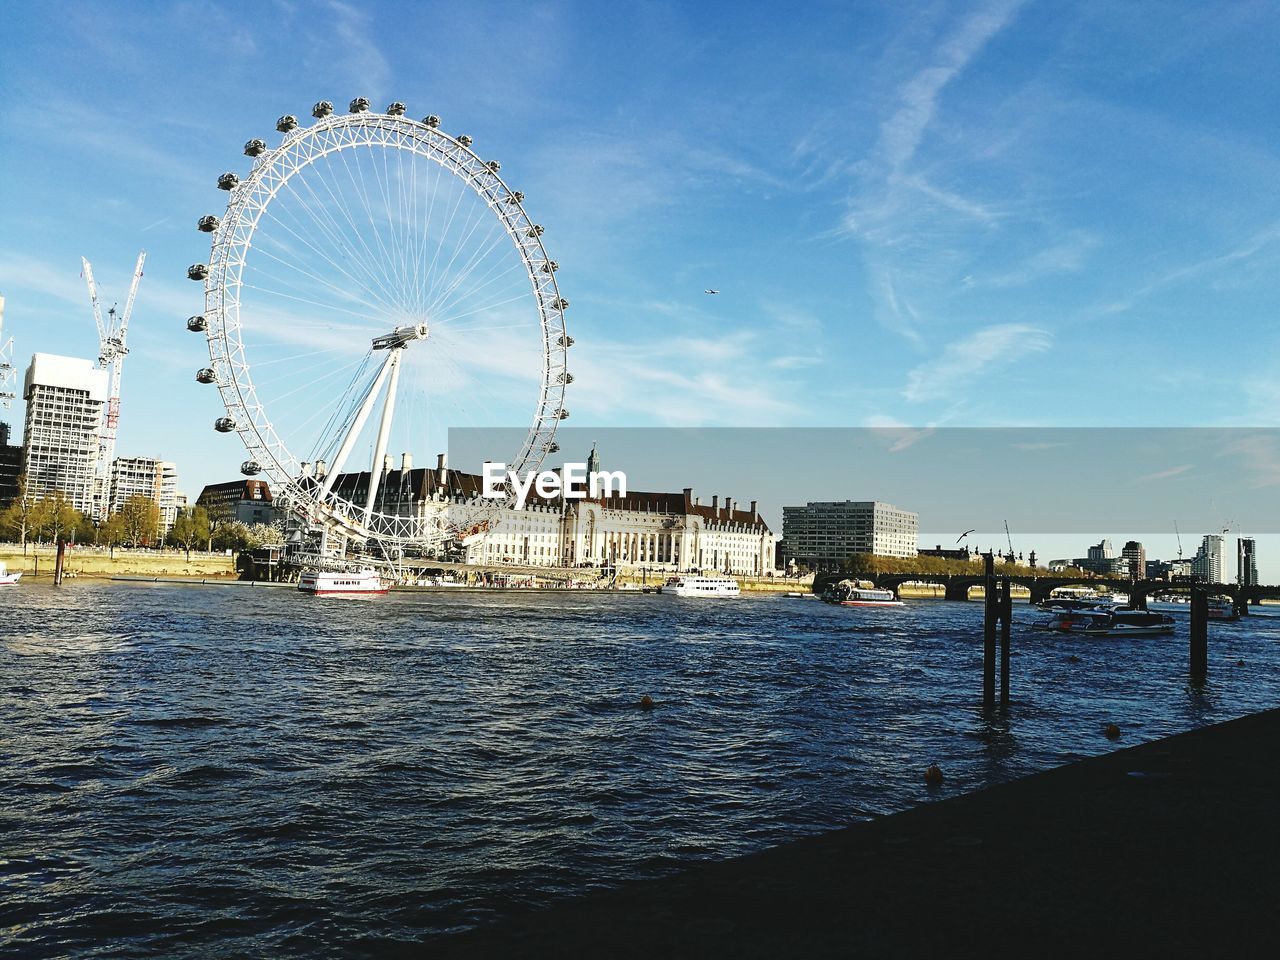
<box><xmin>3</xmin><ymin>581</ymin><xmax>1279</xmax><ymax>956</ymax></box>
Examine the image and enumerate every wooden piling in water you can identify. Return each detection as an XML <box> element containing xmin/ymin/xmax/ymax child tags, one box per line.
<box><xmin>1190</xmin><ymin>584</ymin><xmax>1208</xmax><ymax>681</ymax></box>
<box><xmin>54</xmin><ymin>539</ymin><xmax>66</xmax><ymax>586</ymax></box>
<box><xmin>999</xmin><ymin>578</ymin><xmax>1012</xmax><ymax>705</ymax></box>
<box><xmin>983</xmin><ymin>553</ymin><xmax>996</xmax><ymax>712</ymax></box>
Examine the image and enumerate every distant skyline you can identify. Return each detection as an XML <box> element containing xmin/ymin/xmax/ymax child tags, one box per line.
<box><xmin>5</xmin><ymin>2</ymin><xmax>1280</xmax><ymax>557</ymax></box>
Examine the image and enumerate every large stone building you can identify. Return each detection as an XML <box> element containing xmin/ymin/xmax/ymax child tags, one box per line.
<box><xmin>196</xmin><ymin>479</ymin><xmax>277</xmax><ymax>525</ymax></box>
<box><xmin>109</xmin><ymin>457</ymin><xmax>181</xmax><ymax>537</ymax></box>
<box><xmin>322</xmin><ymin>450</ymin><xmax>777</xmax><ymax>576</ymax></box>
<box><xmin>780</xmin><ymin>500</ymin><xmax>918</xmax><ymax>571</ymax></box>
<box><xmin>22</xmin><ymin>353</ymin><xmax>107</xmax><ymax>515</ymax></box>
<box><xmin>1121</xmin><ymin>540</ymin><xmax>1146</xmax><ymax>579</ymax></box>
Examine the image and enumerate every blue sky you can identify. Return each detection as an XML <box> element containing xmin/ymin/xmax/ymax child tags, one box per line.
<box><xmin>3</xmin><ymin>1</ymin><xmax>1280</xmax><ymax>563</ymax></box>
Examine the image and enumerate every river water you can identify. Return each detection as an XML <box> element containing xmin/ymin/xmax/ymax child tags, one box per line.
<box><xmin>3</xmin><ymin>582</ymin><xmax>1279</xmax><ymax>956</ymax></box>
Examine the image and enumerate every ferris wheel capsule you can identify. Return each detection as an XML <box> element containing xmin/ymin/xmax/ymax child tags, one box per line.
<box><xmin>505</xmin><ymin>191</ymin><xmax>524</xmax><ymax>204</ymax></box>
<box><xmin>526</xmin><ymin>224</ymin><xmax>544</xmax><ymax>237</ymax></box>
<box><xmin>386</xmin><ymin>102</ymin><xmax>406</xmax><ymax>116</ymax></box>
<box><xmin>558</xmin><ymin>372</ymin><xmax>573</xmax><ymax>384</ymax></box>
<box><xmin>195</xmin><ymin>367</ymin><xmax>217</xmax><ymax>383</ymax></box>
<box><xmin>217</xmin><ymin>172</ymin><xmax>240</xmax><ymax>191</ymax></box>
<box><xmin>349</xmin><ymin>97</ymin><xmax>371</xmax><ymax>113</ymax></box>
<box><xmin>542</xmin><ymin>260</ymin><xmax>558</xmax><ymax>273</ymax></box>
<box><xmin>187</xmin><ymin>264</ymin><xmax>209</xmax><ymax>281</ymax></box>
<box><xmin>187</xmin><ymin>315</ymin><xmax>209</xmax><ymax>332</ymax></box>
<box><xmin>244</xmin><ymin>139</ymin><xmax>268</xmax><ymax>157</ymax></box>
<box><xmin>558</xmin><ymin>408</ymin><xmax>571</xmax><ymax>419</ymax></box>
<box><xmin>422</xmin><ymin>115</ymin><xmax>441</xmax><ymax>127</ymax></box>
<box><xmin>486</xmin><ymin>160</ymin><xmax>501</xmax><ymax>172</ymax></box>
<box><xmin>312</xmin><ymin>101</ymin><xmax>334</xmax><ymax>118</ymax></box>
<box><xmin>558</xmin><ymin>335</ymin><xmax>574</xmax><ymax>347</ymax></box>
<box><xmin>214</xmin><ymin>416</ymin><xmax>237</xmax><ymax>433</ymax></box>
<box><xmin>276</xmin><ymin>115</ymin><xmax>298</xmax><ymax>132</ymax></box>
<box><xmin>197</xmin><ymin>215</ymin><xmax>220</xmax><ymax>232</ymax></box>
<box><xmin>457</xmin><ymin>134</ymin><xmax>473</xmax><ymax>146</ymax></box>
<box><xmin>240</xmin><ymin>460</ymin><xmax>262</xmax><ymax>476</ymax></box>
<box><xmin>552</xmin><ymin>297</ymin><xmax>569</xmax><ymax>310</ymax></box>
<box><xmin>548</xmin><ymin>441</ymin><xmax>560</xmax><ymax>454</ymax></box>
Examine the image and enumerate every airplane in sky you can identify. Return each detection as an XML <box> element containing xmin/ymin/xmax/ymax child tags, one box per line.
<box><xmin>704</xmin><ymin>288</ymin><xmax>720</xmax><ymax>295</ymax></box>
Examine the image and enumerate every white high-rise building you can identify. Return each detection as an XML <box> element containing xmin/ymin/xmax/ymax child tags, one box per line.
<box><xmin>109</xmin><ymin>456</ymin><xmax>181</xmax><ymax>538</ymax></box>
<box><xmin>1192</xmin><ymin>534</ymin><xmax>1226</xmax><ymax>584</ymax></box>
<box><xmin>22</xmin><ymin>353</ymin><xmax>108</xmax><ymax>515</ymax></box>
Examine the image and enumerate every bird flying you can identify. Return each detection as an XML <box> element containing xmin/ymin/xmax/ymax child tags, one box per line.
<box><xmin>956</xmin><ymin>529</ymin><xmax>976</xmax><ymax>543</ymax></box>
<box><xmin>704</xmin><ymin>289</ymin><xmax>720</xmax><ymax>295</ymax></box>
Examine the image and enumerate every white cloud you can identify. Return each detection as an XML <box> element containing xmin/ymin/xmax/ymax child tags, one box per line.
<box><xmin>904</xmin><ymin>323</ymin><xmax>1051</xmax><ymax>402</ymax></box>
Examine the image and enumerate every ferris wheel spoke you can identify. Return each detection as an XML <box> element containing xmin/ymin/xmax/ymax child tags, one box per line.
<box><xmin>423</xmin><ymin>216</ymin><xmax>513</xmax><ymax>320</ymax></box>
<box><xmin>287</xmin><ymin>160</ymin><xmax>405</xmax><ymax>310</ymax></box>
<box><xmin>326</xmin><ymin>144</ymin><xmax>408</xmax><ymax>316</ymax></box>
<box><xmin>261</xmin><ymin>188</ymin><xmax>404</xmax><ymax>319</ymax></box>
<box><xmin>245</xmin><ymin>243</ymin><xmax>390</xmax><ymax>321</ymax></box>
<box><xmin>429</xmin><ymin>242</ymin><xmax>528</xmax><ymax>325</ymax></box>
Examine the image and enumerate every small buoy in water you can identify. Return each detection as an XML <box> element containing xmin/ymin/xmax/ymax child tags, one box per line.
<box><xmin>1104</xmin><ymin>723</ymin><xmax>1121</xmax><ymax>740</ymax></box>
<box><xmin>924</xmin><ymin>764</ymin><xmax>944</xmax><ymax>786</ymax></box>
<box><xmin>639</xmin><ymin>695</ymin><xmax>655</xmax><ymax>710</ymax></box>
<box><xmin>1067</xmin><ymin>655</ymin><xmax>1081</xmax><ymax>664</ymax></box>
<box><xmin>1237</xmin><ymin>659</ymin><xmax>1245</xmax><ymax>667</ymax></box>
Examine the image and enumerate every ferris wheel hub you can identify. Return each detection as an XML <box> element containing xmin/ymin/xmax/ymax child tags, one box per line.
<box><xmin>372</xmin><ymin>323</ymin><xmax>430</xmax><ymax>350</ymax></box>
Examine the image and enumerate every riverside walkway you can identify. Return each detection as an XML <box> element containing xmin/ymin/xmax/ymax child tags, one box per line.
<box><xmin>432</xmin><ymin>708</ymin><xmax>1280</xmax><ymax>958</ymax></box>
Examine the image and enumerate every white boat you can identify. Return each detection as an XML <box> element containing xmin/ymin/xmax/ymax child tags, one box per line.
<box><xmin>0</xmin><ymin>562</ymin><xmax>21</xmax><ymax>586</ymax></box>
<box><xmin>1207</xmin><ymin>596</ymin><xmax>1240</xmax><ymax>621</ymax></box>
<box><xmin>297</xmin><ymin>567</ymin><xmax>388</xmax><ymax>596</ymax></box>
<box><xmin>1034</xmin><ymin>608</ymin><xmax>1174</xmax><ymax>636</ymax></box>
<box><xmin>658</xmin><ymin>576</ymin><xmax>740</xmax><ymax>598</ymax></box>
<box><xmin>822</xmin><ymin>580</ymin><xmax>904</xmax><ymax>607</ymax></box>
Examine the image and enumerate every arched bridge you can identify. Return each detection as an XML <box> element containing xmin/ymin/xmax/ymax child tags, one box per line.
<box><xmin>814</xmin><ymin>572</ymin><xmax>1280</xmax><ymax>609</ymax></box>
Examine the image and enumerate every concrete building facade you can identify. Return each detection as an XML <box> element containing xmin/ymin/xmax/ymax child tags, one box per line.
<box><xmin>22</xmin><ymin>353</ymin><xmax>108</xmax><ymax>516</ymax></box>
<box><xmin>780</xmin><ymin>500</ymin><xmax>919</xmax><ymax>570</ymax></box>
<box><xmin>109</xmin><ymin>457</ymin><xmax>181</xmax><ymax>537</ymax></box>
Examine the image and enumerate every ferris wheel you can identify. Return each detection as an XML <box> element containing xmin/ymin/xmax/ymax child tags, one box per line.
<box><xmin>186</xmin><ymin>98</ymin><xmax>572</xmax><ymax>550</ymax></box>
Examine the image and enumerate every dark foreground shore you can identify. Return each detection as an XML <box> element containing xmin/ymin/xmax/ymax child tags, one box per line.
<box><xmin>431</xmin><ymin>708</ymin><xmax>1280</xmax><ymax>958</ymax></box>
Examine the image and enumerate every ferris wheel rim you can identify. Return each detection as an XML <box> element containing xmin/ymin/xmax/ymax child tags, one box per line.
<box><xmin>198</xmin><ymin>107</ymin><xmax>570</xmax><ymax>547</ymax></box>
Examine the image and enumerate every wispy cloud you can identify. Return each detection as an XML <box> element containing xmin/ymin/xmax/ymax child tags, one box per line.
<box><xmin>1132</xmin><ymin>463</ymin><xmax>1194</xmax><ymax>484</ymax></box>
<box><xmin>904</xmin><ymin>323</ymin><xmax>1051</xmax><ymax>402</ymax></box>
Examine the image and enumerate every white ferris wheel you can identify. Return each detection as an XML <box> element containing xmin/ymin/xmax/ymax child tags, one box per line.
<box><xmin>186</xmin><ymin>98</ymin><xmax>573</xmax><ymax>552</ymax></box>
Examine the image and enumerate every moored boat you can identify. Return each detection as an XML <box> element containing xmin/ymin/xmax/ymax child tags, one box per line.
<box><xmin>1034</xmin><ymin>608</ymin><xmax>1174</xmax><ymax>636</ymax></box>
<box><xmin>658</xmin><ymin>576</ymin><xmax>740</xmax><ymax>598</ymax></box>
<box><xmin>0</xmin><ymin>562</ymin><xmax>21</xmax><ymax>586</ymax></box>
<box><xmin>821</xmin><ymin>580</ymin><xmax>904</xmax><ymax>607</ymax></box>
<box><xmin>297</xmin><ymin>567</ymin><xmax>387</xmax><ymax>596</ymax></box>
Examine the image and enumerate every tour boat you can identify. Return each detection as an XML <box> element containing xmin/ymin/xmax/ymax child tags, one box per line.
<box><xmin>1207</xmin><ymin>596</ymin><xmax>1240</xmax><ymax>621</ymax></box>
<box><xmin>297</xmin><ymin>567</ymin><xmax>388</xmax><ymax>596</ymax></box>
<box><xmin>0</xmin><ymin>562</ymin><xmax>21</xmax><ymax>586</ymax></box>
<box><xmin>821</xmin><ymin>581</ymin><xmax>904</xmax><ymax>607</ymax></box>
<box><xmin>1034</xmin><ymin>608</ymin><xmax>1175</xmax><ymax>636</ymax></box>
<box><xmin>658</xmin><ymin>576</ymin><xmax>740</xmax><ymax>598</ymax></box>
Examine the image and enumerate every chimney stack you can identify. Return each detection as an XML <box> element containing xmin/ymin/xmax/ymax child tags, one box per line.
<box><xmin>711</xmin><ymin>494</ymin><xmax>718</xmax><ymax>515</ymax></box>
<box><xmin>436</xmin><ymin>452</ymin><xmax>447</xmax><ymax>472</ymax></box>
<box><xmin>315</xmin><ymin>459</ymin><xmax>327</xmax><ymax>479</ymax></box>
<box><xmin>383</xmin><ymin>454</ymin><xmax>393</xmax><ymax>474</ymax></box>
<box><xmin>750</xmin><ymin>500</ymin><xmax>758</xmax><ymax>521</ymax></box>
<box><xmin>683</xmin><ymin>487</ymin><xmax>693</xmax><ymax>501</ymax></box>
<box><xmin>402</xmin><ymin>452</ymin><xmax>412</xmax><ymax>473</ymax></box>
<box><xmin>301</xmin><ymin>461</ymin><xmax>313</xmax><ymax>478</ymax></box>
<box><xmin>725</xmin><ymin>497</ymin><xmax>734</xmax><ymax>516</ymax></box>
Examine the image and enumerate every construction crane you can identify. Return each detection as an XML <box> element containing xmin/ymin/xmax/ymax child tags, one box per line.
<box><xmin>1004</xmin><ymin>520</ymin><xmax>1015</xmax><ymax>561</ymax></box>
<box><xmin>0</xmin><ymin>294</ymin><xmax>15</xmax><ymax>409</ymax></box>
<box><xmin>82</xmin><ymin>252</ymin><xmax>146</xmax><ymax>517</ymax></box>
<box><xmin>1174</xmin><ymin>520</ymin><xmax>1183</xmax><ymax>560</ymax></box>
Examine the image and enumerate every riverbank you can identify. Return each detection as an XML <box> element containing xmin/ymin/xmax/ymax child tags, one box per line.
<box><xmin>0</xmin><ymin>545</ymin><xmax>237</xmax><ymax>580</ymax></box>
<box><xmin>431</xmin><ymin>707</ymin><xmax>1280</xmax><ymax>958</ymax></box>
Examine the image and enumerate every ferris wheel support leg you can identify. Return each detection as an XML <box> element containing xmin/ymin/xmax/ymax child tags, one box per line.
<box><xmin>364</xmin><ymin>347</ymin><xmax>404</xmax><ymax>523</ymax></box>
<box><xmin>318</xmin><ymin>351</ymin><xmax>396</xmax><ymax>502</ymax></box>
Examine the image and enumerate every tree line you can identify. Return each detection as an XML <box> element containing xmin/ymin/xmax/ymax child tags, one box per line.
<box><xmin>842</xmin><ymin>552</ymin><xmax>1089</xmax><ymax>579</ymax></box>
<box><xmin>0</xmin><ymin>474</ymin><xmax>284</xmax><ymax>555</ymax></box>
